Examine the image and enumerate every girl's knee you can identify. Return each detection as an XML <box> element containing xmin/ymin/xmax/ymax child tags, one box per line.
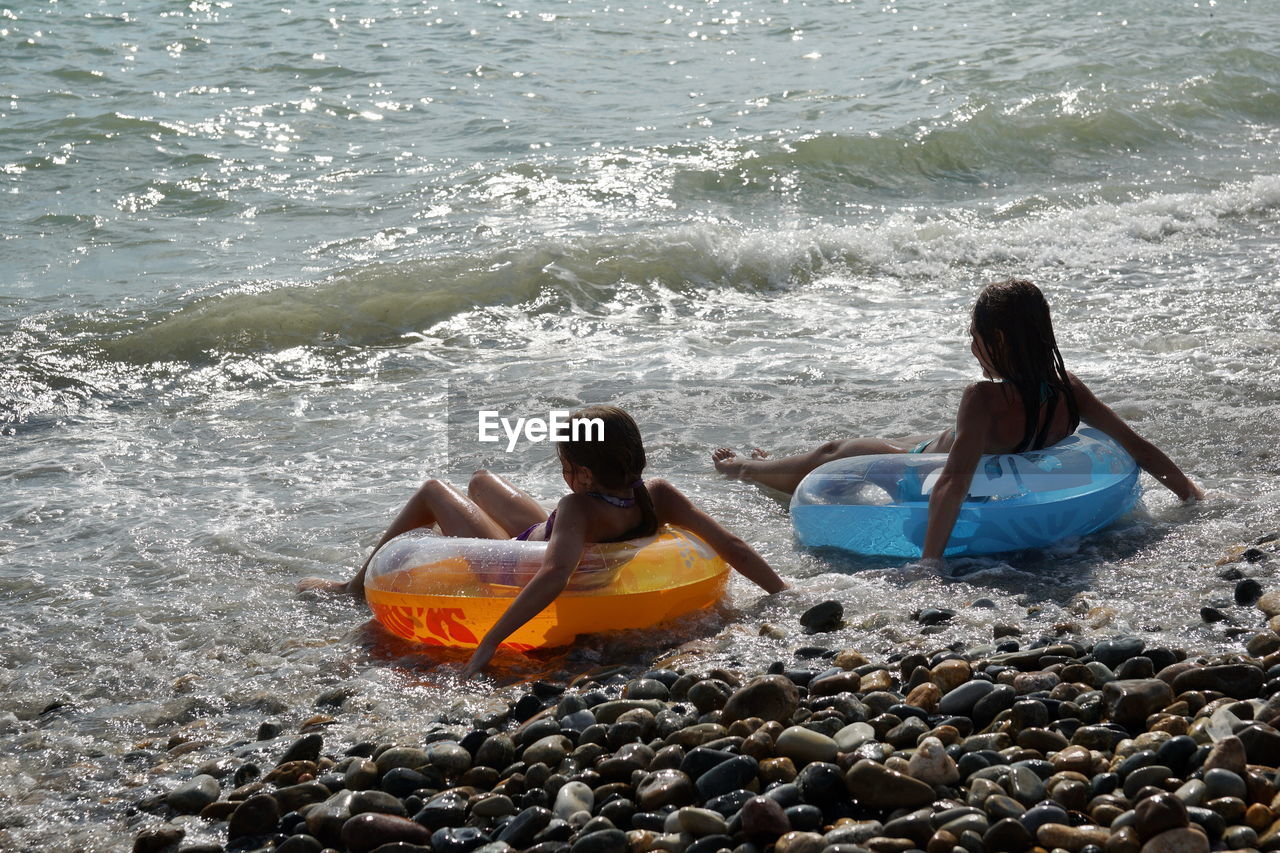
<box><xmin>467</xmin><ymin>469</ymin><xmax>496</xmax><ymax>495</ymax></box>
<box><xmin>417</xmin><ymin>477</ymin><xmax>450</xmax><ymax>498</ymax></box>
<box><xmin>817</xmin><ymin>440</ymin><xmax>844</xmax><ymax>458</ymax></box>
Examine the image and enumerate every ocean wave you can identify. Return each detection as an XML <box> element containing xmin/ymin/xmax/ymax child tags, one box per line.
<box><xmin>0</xmin><ymin>173</ymin><xmax>1220</xmax><ymax>367</ymax></box>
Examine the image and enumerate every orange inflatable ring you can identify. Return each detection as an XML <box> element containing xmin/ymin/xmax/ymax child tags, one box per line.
<box><xmin>364</xmin><ymin>525</ymin><xmax>730</xmax><ymax>650</ymax></box>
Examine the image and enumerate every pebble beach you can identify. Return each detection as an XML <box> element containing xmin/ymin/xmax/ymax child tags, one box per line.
<box><xmin>122</xmin><ymin>537</ymin><xmax>1280</xmax><ymax>853</ymax></box>
<box><xmin>5</xmin><ymin>0</ymin><xmax>1280</xmax><ymax>848</ymax></box>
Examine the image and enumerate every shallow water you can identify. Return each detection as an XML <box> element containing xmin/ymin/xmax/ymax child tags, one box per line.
<box><xmin>2</xmin><ymin>0</ymin><xmax>1280</xmax><ymax>847</ymax></box>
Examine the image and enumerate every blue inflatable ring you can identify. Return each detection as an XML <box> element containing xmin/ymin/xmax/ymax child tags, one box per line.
<box><xmin>790</xmin><ymin>427</ymin><xmax>1141</xmax><ymax>557</ymax></box>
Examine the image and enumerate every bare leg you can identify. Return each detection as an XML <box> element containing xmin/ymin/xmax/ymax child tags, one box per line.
<box><xmin>467</xmin><ymin>470</ymin><xmax>548</xmax><ymax>537</ymax></box>
<box><xmin>299</xmin><ymin>478</ymin><xmax>507</xmax><ymax>596</ymax></box>
<box><xmin>713</xmin><ymin>438</ymin><xmax>911</xmax><ymax>494</ymax></box>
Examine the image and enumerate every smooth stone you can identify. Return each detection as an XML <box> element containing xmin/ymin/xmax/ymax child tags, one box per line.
<box><xmin>494</xmin><ymin>807</ymin><xmax>553</xmax><ymax>848</ymax></box>
<box><xmin>1202</xmin><ymin>768</ymin><xmax>1247</xmax><ymax>801</ymax></box>
<box><xmin>590</xmin><ymin>700</ymin><xmax>666</xmax><ymax>725</ymax></box>
<box><xmin>695</xmin><ymin>755</ymin><xmax>758</xmax><ymax>800</ymax></box>
<box><xmin>1237</xmin><ymin>578</ymin><xmax>1265</xmax><ymax>606</ymax></box>
<box><xmin>341</xmin><ymin>814</ymin><xmax>433</xmax><ymax>853</ymax></box>
<box><xmin>938</xmin><ymin>680</ymin><xmax>996</xmax><ymax>716</ymax></box>
<box><xmin>930</xmin><ymin>660</ymin><xmax>972</xmax><ymax>694</ymax></box>
<box><xmin>570</xmin><ymin>828</ymin><xmax>627</xmax><ymax>853</ymax></box>
<box><xmin>554</xmin><ymin>781</ymin><xmax>594</xmax><ymax>820</ymax></box>
<box><xmin>800</xmin><ymin>600</ymin><xmax>844</xmax><ymax>633</ymax></box>
<box><xmin>166</xmin><ymin>774</ymin><xmax>220</xmax><ymax>814</ymax></box>
<box><xmin>133</xmin><ymin>824</ymin><xmax>185</xmax><ymax>853</ymax></box>
<box><xmin>636</xmin><ymin>770</ymin><xmax>697</xmax><ymax>809</ymax></box>
<box><xmin>1037</xmin><ymin>824</ymin><xmax>1110</xmax><ymax>851</ymax></box>
<box><xmin>741</xmin><ymin>795</ymin><xmax>791</xmax><ymax>839</ymax></box>
<box><xmin>624</xmin><ymin>679</ymin><xmax>671</xmax><ymax>701</ymax></box>
<box><xmin>1124</xmin><ymin>765</ymin><xmax>1173</xmax><ymax>799</ymax></box>
<box><xmin>795</xmin><ymin>761</ymin><xmax>845</xmax><ymax>806</ymax></box>
<box><xmin>275</xmin><ymin>835</ymin><xmax>325</xmax><ymax>853</ymax></box>
<box><xmin>1174</xmin><ymin>779</ymin><xmax>1207</xmax><ymax>808</ymax></box>
<box><xmin>432</xmin><ymin>826</ymin><xmax>492</xmax><ymax>853</ymax></box>
<box><xmin>985</xmin><ymin>795</ymin><xmax>1026</xmax><ymax>821</ymax></box>
<box><xmin>472</xmin><ymin>794</ymin><xmax>516</xmax><ymax>818</ymax></box>
<box><xmin>775</xmin><ymin>726</ymin><xmax>839</xmax><ymax>765</ymax></box>
<box><xmin>1201</xmin><ymin>735</ymin><xmax>1246</xmax><ymax>775</ymax></box>
<box><xmin>1237</xmin><ymin>722</ymin><xmax>1280</xmax><ymax>766</ymax></box>
<box><xmin>677</xmin><ymin>807</ymin><xmax>729</xmax><ymax>836</ymax></box>
<box><xmin>307</xmin><ymin>790</ymin><xmax>355</xmax><ymax>842</ymax></box>
<box><xmin>1021</xmin><ymin>802</ymin><xmax>1071</xmax><ymax>835</ymax></box>
<box><xmin>983</xmin><ymin>818</ymin><xmax>1033</xmax><ymax>853</ymax></box>
<box><xmin>845</xmin><ymin>759</ymin><xmax>936</xmax><ymax>809</ymax></box>
<box><xmin>825</xmin><ymin>822</ymin><xmax>885</xmax><ymax>846</ymax></box>
<box><xmin>476</xmin><ymin>735</ymin><xmax>517</xmax><ymax>769</ymax></box>
<box><xmin>350</xmin><ymin>790</ymin><xmax>408</xmax><ymax>818</ymax></box>
<box><xmin>1171</xmin><ymin>664</ymin><xmax>1264</xmax><ymax>699</ymax></box>
<box><xmin>721</xmin><ymin>676</ymin><xmax>801</xmax><ymax>724</ymax></box>
<box><xmin>375</xmin><ymin>747</ymin><xmax>430</xmax><ymax>775</ymax></box>
<box><xmin>1134</xmin><ymin>793</ymin><xmax>1190</xmax><ymax>841</ymax></box>
<box><xmin>1094</xmin><ymin>637</ymin><xmax>1147</xmax><ymax>669</ymax></box>
<box><xmin>687</xmin><ymin>679</ymin><xmax>733</xmax><ymax>714</ymax></box>
<box><xmin>1103</xmin><ymin>679</ymin><xmax>1174</xmax><ymax>725</ymax></box>
<box><xmin>345</xmin><ymin>758</ymin><xmax>379</xmax><ymax>791</ymax></box>
<box><xmin>1224</xmin><ymin>825</ymin><xmax>1258</xmax><ymax>848</ymax></box>
<box><xmin>1008</xmin><ymin>765</ymin><xmax>1046</xmax><ymax>806</ymax></box>
<box><xmin>227</xmin><ymin>793</ymin><xmax>280</xmax><ymax>838</ymax></box>
<box><xmin>427</xmin><ymin>742</ymin><xmax>471</xmax><ymax>776</ymax></box>
<box><xmin>784</xmin><ymin>804</ymin><xmax>823</xmax><ymax>833</ymax></box>
<box><xmin>908</xmin><ymin>737</ymin><xmax>959</xmax><ymax>786</ymax></box>
<box><xmin>524</xmin><ymin>735</ymin><xmax>571</xmax><ymax>766</ymax></box>
<box><xmin>1138</xmin><ymin>827</ymin><xmax>1209</xmax><ymax>853</ymax></box>
<box><xmin>774</xmin><ymin>830</ymin><xmax>826</xmax><ymax>853</ymax></box>
<box><xmin>834</xmin><ymin>722</ymin><xmax>877</xmax><ymax>752</ymax></box>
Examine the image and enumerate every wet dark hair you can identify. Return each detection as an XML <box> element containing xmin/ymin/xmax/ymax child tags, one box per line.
<box><xmin>558</xmin><ymin>405</ymin><xmax>658</xmax><ymax>537</ymax></box>
<box><xmin>971</xmin><ymin>278</ymin><xmax>1078</xmax><ymax>452</ymax></box>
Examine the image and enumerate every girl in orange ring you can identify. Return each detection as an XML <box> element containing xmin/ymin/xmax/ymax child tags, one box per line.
<box><xmin>713</xmin><ymin>278</ymin><xmax>1203</xmax><ymax>566</ymax></box>
<box><xmin>301</xmin><ymin>405</ymin><xmax>787</xmax><ymax>675</ymax></box>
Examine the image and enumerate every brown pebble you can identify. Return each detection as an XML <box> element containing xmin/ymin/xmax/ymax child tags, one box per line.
<box><xmin>1246</xmin><ymin>803</ymin><xmax>1275</xmax><ymax>830</ymax></box>
<box><xmin>927</xmin><ymin>830</ymin><xmax>958</xmax><ymax>853</ymax></box>
<box><xmin>905</xmin><ymin>682</ymin><xmax>942</xmax><ymax>712</ymax></box>
<box><xmin>741</xmin><ymin>730</ymin><xmax>774</xmax><ymax>761</ymax></box>
<box><xmin>775</xmin><ymin>830</ymin><xmax>826</xmax><ymax>853</ymax></box>
<box><xmin>834</xmin><ymin>649</ymin><xmax>870</xmax><ymax>670</ymax></box>
<box><xmin>1036</xmin><ymin>823</ymin><xmax>1110</xmax><ymax>851</ymax></box>
<box><xmin>760</xmin><ymin>757</ymin><xmax>797</xmax><ymax>784</ymax></box>
<box><xmin>930</xmin><ymin>659</ymin><xmax>971</xmax><ymax>693</ymax></box>
<box><xmin>299</xmin><ymin>714</ymin><xmax>335</xmax><ymax>733</ymax></box>
<box><xmin>1106</xmin><ymin>826</ymin><xmax>1142</xmax><ymax>853</ymax></box>
<box><xmin>199</xmin><ymin>801</ymin><xmax>238</xmax><ymax>821</ymax></box>
<box><xmin>1138</xmin><ymin>827</ymin><xmax>1209</xmax><ymax>853</ymax></box>
<box><xmin>859</xmin><ymin>670</ymin><xmax>894</xmax><ymax>693</ymax></box>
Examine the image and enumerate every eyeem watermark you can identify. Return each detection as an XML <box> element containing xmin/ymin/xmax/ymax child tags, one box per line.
<box><xmin>477</xmin><ymin>409</ymin><xmax>605</xmax><ymax>452</ymax></box>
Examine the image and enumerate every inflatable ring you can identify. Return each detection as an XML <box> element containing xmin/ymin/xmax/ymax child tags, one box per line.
<box><xmin>790</xmin><ymin>427</ymin><xmax>1141</xmax><ymax>557</ymax></box>
<box><xmin>364</xmin><ymin>525</ymin><xmax>729</xmax><ymax>650</ymax></box>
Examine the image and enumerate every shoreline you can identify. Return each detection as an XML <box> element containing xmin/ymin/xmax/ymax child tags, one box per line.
<box><xmin>122</xmin><ymin>539</ymin><xmax>1280</xmax><ymax>853</ymax></box>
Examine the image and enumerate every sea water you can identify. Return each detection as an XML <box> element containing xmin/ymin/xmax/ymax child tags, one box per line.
<box><xmin>2</xmin><ymin>0</ymin><xmax>1279</xmax><ymax>847</ymax></box>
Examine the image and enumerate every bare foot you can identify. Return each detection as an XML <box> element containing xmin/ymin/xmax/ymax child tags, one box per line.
<box><xmin>297</xmin><ymin>577</ymin><xmax>361</xmax><ymax>596</ymax></box>
<box><xmin>750</xmin><ymin>448</ymin><xmax>770</xmax><ymax>459</ymax></box>
<box><xmin>712</xmin><ymin>447</ymin><xmax>748</xmax><ymax>478</ymax></box>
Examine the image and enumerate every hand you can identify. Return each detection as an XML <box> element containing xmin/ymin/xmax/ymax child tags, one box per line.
<box><xmin>460</xmin><ymin>641</ymin><xmax>496</xmax><ymax>681</ymax></box>
<box><xmin>1187</xmin><ymin>481</ymin><xmax>1206</xmax><ymax>502</ymax></box>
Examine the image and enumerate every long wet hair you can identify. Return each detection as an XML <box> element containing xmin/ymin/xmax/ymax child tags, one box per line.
<box><xmin>558</xmin><ymin>405</ymin><xmax>659</xmax><ymax>538</ymax></box>
<box><xmin>971</xmin><ymin>278</ymin><xmax>1078</xmax><ymax>452</ymax></box>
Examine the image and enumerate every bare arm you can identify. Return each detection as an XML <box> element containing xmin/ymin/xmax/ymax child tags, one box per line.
<box><xmin>921</xmin><ymin>384</ymin><xmax>992</xmax><ymax>563</ymax></box>
<box><xmin>1070</xmin><ymin>375</ymin><xmax>1203</xmax><ymax>501</ymax></box>
<box><xmin>649</xmin><ymin>480</ymin><xmax>789</xmax><ymax>593</ymax></box>
<box><xmin>460</xmin><ymin>498</ymin><xmax>589</xmax><ymax>678</ymax></box>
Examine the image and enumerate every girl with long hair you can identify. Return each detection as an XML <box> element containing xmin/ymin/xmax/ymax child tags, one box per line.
<box><xmin>713</xmin><ymin>278</ymin><xmax>1203</xmax><ymax>564</ymax></box>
